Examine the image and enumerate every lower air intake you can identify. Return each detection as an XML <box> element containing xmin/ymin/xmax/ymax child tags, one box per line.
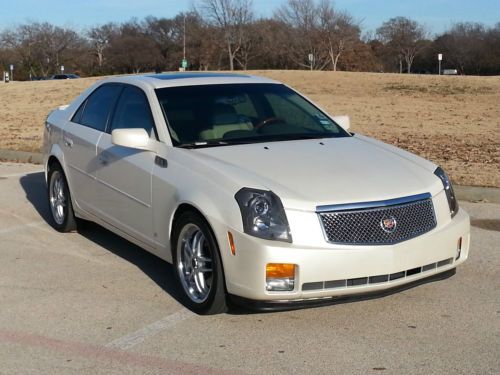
<box><xmin>302</xmin><ymin>257</ymin><xmax>453</xmax><ymax>292</ymax></box>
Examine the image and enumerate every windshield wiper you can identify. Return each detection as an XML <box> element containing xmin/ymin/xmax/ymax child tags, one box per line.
<box><xmin>176</xmin><ymin>133</ymin><xmax>336</xmax><ymax>149</ymax></box>
<box><xmin>224</xmin><ymin>133</ymin><xmax>333</xmax><ymax>143</ymax></box>
<box><xmin>176</xmin><ymin>140</ymin><xmax>232</xmax><ymax>149</ymax></box>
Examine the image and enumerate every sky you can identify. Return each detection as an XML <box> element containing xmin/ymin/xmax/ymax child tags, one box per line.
<box><xmin>0</xmin><ymin>0</ymin><xmax>498</xmax><ymax>35</ymax></box>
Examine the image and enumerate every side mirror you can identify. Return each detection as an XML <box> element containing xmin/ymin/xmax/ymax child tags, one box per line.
<box><xmin>332</xmin><ymin>115</ymin><xmax>350</xmax><ymax>131</ymax></box>
<box><xmin>111</xmin><ymin>128</ymin><xmax>152</xmax><ymax>151</ymax></box>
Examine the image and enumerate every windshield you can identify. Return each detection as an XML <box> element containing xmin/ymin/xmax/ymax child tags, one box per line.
<box><xmin>155</xmin><ymin>83</ymin><xmax>350</xmax><ymax>148</ymax></box>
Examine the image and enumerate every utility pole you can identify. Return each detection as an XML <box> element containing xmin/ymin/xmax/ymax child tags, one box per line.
<box><xmin>180</xmin><ymin>14</ymin><xmax>188</xmax><ymax>71</ymax></box>
<box><xmin>183</xmin><ymin>14</ymin><xmax>186</xmax><ymax>61</ymax></box>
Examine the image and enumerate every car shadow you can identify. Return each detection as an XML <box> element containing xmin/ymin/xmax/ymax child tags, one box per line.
<box><xmin>19</xmin><ymin>171</ymin><xmax>184</xmax><ymax>307</ymax></box>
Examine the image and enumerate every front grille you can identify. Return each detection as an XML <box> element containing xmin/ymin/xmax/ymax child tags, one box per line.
<box><xmin>318</xmin><ymin>195</ymin><xmax>437</xmax><ymax>245</ymax></box>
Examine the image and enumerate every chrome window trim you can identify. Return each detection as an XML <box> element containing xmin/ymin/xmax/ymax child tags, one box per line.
<box><xmin>316</xmin><ymin>192</ymin><xmax>432</xmax><ymax>213</ymax></box>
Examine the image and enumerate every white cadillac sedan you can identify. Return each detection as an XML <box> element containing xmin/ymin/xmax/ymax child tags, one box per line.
<box><xmin>43</xmin><ymin>73</ymin><xmax>470</xmax><ymax>314</ymax></box>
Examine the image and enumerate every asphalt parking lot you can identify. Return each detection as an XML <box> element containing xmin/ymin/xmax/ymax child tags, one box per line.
<box><xmin>0</xmin><ymin>162</ymin><xmax>498</xmax><ymax>375</ymax></box>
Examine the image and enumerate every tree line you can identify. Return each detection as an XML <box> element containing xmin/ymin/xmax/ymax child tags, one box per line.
<box><xmin>1</xmin><ymin>0</ymin><xmax>498</xmax><ymax>80</ymax></box>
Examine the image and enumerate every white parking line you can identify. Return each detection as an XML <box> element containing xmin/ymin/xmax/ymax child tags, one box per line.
<box><xmin>105</xmin><ymin>309</ymin><xmax>195</xmax><ymax>350</ymax></box>
<box><xmin>0</xmin><ymin>221</ymin><xmax>46</xmax><ymax>235</ymax></box>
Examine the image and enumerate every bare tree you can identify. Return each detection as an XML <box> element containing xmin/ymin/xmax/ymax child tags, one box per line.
<box><xmin>198</xmin><ymin>0</ymin><xmax>254</xmax><ymax>70</ymax></box>
<box><xmin>88</xmin><ymin>23</ymin><xmax>116</xmax><ymax>70</ymax></box>
<box><xmin>276</xmin><ymin>0</ymin><xmax>325</xmax><ymax>69</ymax></box>
<box><xmin>435</xmin><ymin>23</ymin><xmax>490</xmax><ymax>75</ymax></box>
<box><xmin>377</xmin><ymin>17</ymin><xmax>426</xmax><ymax>73</ymax></box>
<box><xmin>107</xmin><ymin>21</ymin><xmax>162</xmax><ymax>73</ymax></box>
<box><xmin>317</xmin><ymin>0</ymin><xmax>360</xmax><ymax>71</ymax></box>
<box><xmin>1</xmin><ymin>22</ymin><xmax>85</xmax><ymax>78</ymax></box>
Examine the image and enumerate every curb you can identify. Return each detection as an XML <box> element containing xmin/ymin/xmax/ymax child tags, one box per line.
<box><xmin>0</xmin><ymin>148</ymin><xmax>499</xmax><ymax>203</ymax></box>
<box><xmin>0</xmin><ymin>149</ymin><xmax>43</xmax><ymax>164</ymax></box>
<box><xmin>454</xmin><ymin>185</ymin><xmax>500</xmax><ymax>204</ymax></box>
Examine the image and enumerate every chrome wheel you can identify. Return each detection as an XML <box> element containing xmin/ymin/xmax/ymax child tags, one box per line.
<box><xmin>49</xmin><ymin>170</ymin><xmax>66</xmax><ymax>225</ymax></box>
<box><xmin>176</xmin><ymin>223</ymin><xmax>213</xmax><ymax>303</ymax></box>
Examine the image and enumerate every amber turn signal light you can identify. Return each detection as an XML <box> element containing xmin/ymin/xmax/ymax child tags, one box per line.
<box><xmin>266</xmin><ymin>263</ymin><xmax>296</xmax><ymax>279</ymax></box>
<box><xmin>227</xmin><ymin>231</ymin><xmax>236</xmax><ymax>255</ymax></box>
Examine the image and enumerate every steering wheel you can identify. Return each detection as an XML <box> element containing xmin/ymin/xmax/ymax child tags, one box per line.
<box><xmin>254</xmin><ymin>117</ymin><xmax>285</xmax><ymax>130</ymax></box>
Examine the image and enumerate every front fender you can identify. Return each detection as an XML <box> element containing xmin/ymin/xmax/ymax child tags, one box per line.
<box><xmin>152</xmin><ymin>155</ymin><xmax>243</xmax><ymax>263</ymax></box>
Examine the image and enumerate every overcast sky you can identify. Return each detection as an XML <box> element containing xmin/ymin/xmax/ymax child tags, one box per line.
<box><xmin>0</xmin><ymin>0</ymin><xmax>498</xmax><ymax>35</ymax></box>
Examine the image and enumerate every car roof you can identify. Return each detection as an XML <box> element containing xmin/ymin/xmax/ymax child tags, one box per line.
<box><xmin>101</xmin><ymin>72</ymin><xmax>280</xmax><ymax>89</ymax></box>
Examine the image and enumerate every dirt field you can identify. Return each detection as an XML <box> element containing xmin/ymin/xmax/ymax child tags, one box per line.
<box><xmin>0</xmin><ymin>71</ymin><xmax>498</xmax><ymax>187</ymax></box>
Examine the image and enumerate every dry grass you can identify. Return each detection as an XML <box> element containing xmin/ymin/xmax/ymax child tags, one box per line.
<box><xmin>0</xmin><ymin>70</ymin><xmax>498</xmax><ymax>187</ymax></box>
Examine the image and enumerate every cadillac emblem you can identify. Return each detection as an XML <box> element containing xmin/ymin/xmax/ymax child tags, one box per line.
<box><xmin>380</xmin><ymin>216</ymin><xmax>397</xmax><ymax>233</ymax></box>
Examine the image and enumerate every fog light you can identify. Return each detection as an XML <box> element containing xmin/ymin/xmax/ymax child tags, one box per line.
<box><xmin>456</xmin><ymin>237</ymin><xmax>462</xmax><ymax>260</ymax></box>
<box><xmin>266</xmin><ymin>263</ymin><xmax>296</xmax><ymax>291</ymax></box>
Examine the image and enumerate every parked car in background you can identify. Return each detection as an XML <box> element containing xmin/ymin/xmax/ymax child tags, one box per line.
<box><xmin>50</xmin><ymin>74</ymin><xmax>80</xmax><ymax>80</ymax></box>
<box><xmin>42</xmin><ymin>73</ymin><xmax>470</xmax><ymax>314</ymax></box>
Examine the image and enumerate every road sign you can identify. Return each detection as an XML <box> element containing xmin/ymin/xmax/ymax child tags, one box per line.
<box><xmin>9</xmin><ymin>64</ymin><xmax>13</xmax><ymax>71</ymax></box>
<box><xmin>308</xmin><ymin>54</ymin><xmax>314</xmax><ymax>62</ymax></box>
<box><xmin>438</xmin><ymin>54</ymin><xmax>443</xmax><ymax>61</ymax></box>
<box><xmin>181</xmin><ymin>58</ymin><xmax>188</xmax><ymax>69</ymax></box>
<box><xmin>61</xmin><ymin>65</ymin><xmax>65</xmax><ymax>72</ymax></box>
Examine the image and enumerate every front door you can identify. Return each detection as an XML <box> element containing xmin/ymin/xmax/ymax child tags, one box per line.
<box><xmin>94</xmin><ymin>85</ymin><xmax>158</xmax><ymax>245</ymax></box>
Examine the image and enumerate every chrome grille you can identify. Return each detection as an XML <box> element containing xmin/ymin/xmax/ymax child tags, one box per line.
<box><xmin>318</xmin><ymin>195</ymin><xmax>437</xmax><ymax>245</ymax></box>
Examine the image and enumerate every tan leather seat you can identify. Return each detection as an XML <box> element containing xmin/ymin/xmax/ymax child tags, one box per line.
<box><xmin>199</xmin><ymin>104</ymin><xmax>253</xmax><ymax>140</ymax></box>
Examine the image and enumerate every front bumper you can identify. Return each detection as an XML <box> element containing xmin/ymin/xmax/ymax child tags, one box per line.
<box><xmin>229</xmin><ymin>268</ymin><xmax>456</xmax><ymax>312</ymax></box>
<box><xmin>213</xmin><ymin>199</ymin><xmax>470</xmax><ymax>302</ymax></box>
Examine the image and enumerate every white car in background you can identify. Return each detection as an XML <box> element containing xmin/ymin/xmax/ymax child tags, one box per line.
<box><xmin>43</xmin><ymin>73</ymin><xmax>470</xmax><ymax>314</ymax></box>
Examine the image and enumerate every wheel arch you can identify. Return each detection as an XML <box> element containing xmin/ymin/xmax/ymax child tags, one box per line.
<box><xmin>44</xmin><ymin>143</ymin><xmax>66</xmax><ymax>183</ymax></box>
<box><xmin>169</xmin><ymin>202</ymin><xmax>229</xmax><ymax>290</ymax></box>
<box><xmin>170</xmin><ymin>202</ymin><xmax>220</xmax><ymax>249</ymax></box>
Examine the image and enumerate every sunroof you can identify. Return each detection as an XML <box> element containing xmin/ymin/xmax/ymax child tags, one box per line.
<box><xmin>147</xmin><ymin>72</ymin><xmax>250</xmax><ymax>80</ymax></box>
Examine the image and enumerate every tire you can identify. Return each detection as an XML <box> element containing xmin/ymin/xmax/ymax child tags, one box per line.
<box><xmin>47</xmin><ymin>163</ymin><xmax>77</xmax><ymax>232</ymax></box>
<box><xmin>172</xmin><ymin>211</ymin><xmax>228</xmax><ymax>315</ymax></box>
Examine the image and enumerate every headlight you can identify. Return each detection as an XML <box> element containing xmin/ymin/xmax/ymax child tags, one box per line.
<box><xmin>235</xmin><ymin>188</ymin><xmax>292</xmax><ymax>242</ymax></box>
<box><xmin>434</xmin><ymin>167</ymin><xmax>459</xmax><ymax>218</ymax></box>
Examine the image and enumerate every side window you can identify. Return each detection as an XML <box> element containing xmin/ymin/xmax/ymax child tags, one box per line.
<box><xmin>79</xmin><ymin>85</ymin><xmax>123</xmax><ymax>132</ymax></box>
<box><xmin>110</xmin><ymin>86</ymin><xmax>157</xmax><ymax>139</ymax></box>
<box><xmin>71</xmin><ymin>100</ymin><xmax>86</xmax><ymax>124</ymax></box>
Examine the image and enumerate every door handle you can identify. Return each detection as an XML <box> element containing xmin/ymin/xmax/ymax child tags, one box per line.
<box><xmin>155</xmin><ymin>156</ymin><xmax>168</xmax><ymax>168</ymax></box>
<box><xmin>63</xmin><ymin>137</ymin><xmax>73</xmax><ymax>148</ymax></box>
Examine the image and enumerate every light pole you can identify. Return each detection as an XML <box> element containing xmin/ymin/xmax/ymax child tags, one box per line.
<box><xmin>180</xmin><ymin>14</ymin><xmax>188</xmax><ymax>71</ymax></box>
<box><xmin>183</xmin><ymin>14</ymin><xmax>186</xmax><ymax>61</ymax></box>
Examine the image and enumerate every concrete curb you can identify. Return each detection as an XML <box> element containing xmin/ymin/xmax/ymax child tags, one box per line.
<box><xmin>0</xmin><ymin>148</ymin><xmax>499</xmax><ymax>203</ymax></box>
<box><xmin>0</xmin><ymin>149</ymin><xmax>42</xmax><ymax>164</ymax></box>
<box><xmin>454</xmin><ymin>185</ymin><xmax>500</xmax><ymax>204</ymax></box>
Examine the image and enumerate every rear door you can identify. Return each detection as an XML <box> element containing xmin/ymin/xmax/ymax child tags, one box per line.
<box><xmin>94</xmin><ymin>85</ymin><xmax>158</xmax><ymax>244</ymax></box>
<box><xmin>63</xmin><ymin>84</ymin><xmax>123</xmax><ymax>213</ymax></box>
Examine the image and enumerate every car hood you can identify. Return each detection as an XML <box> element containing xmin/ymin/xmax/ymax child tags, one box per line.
<box><xmin>193</xmin><ymin>135</ymin><xmax>442</xmax><ymax>211</ymax></box>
